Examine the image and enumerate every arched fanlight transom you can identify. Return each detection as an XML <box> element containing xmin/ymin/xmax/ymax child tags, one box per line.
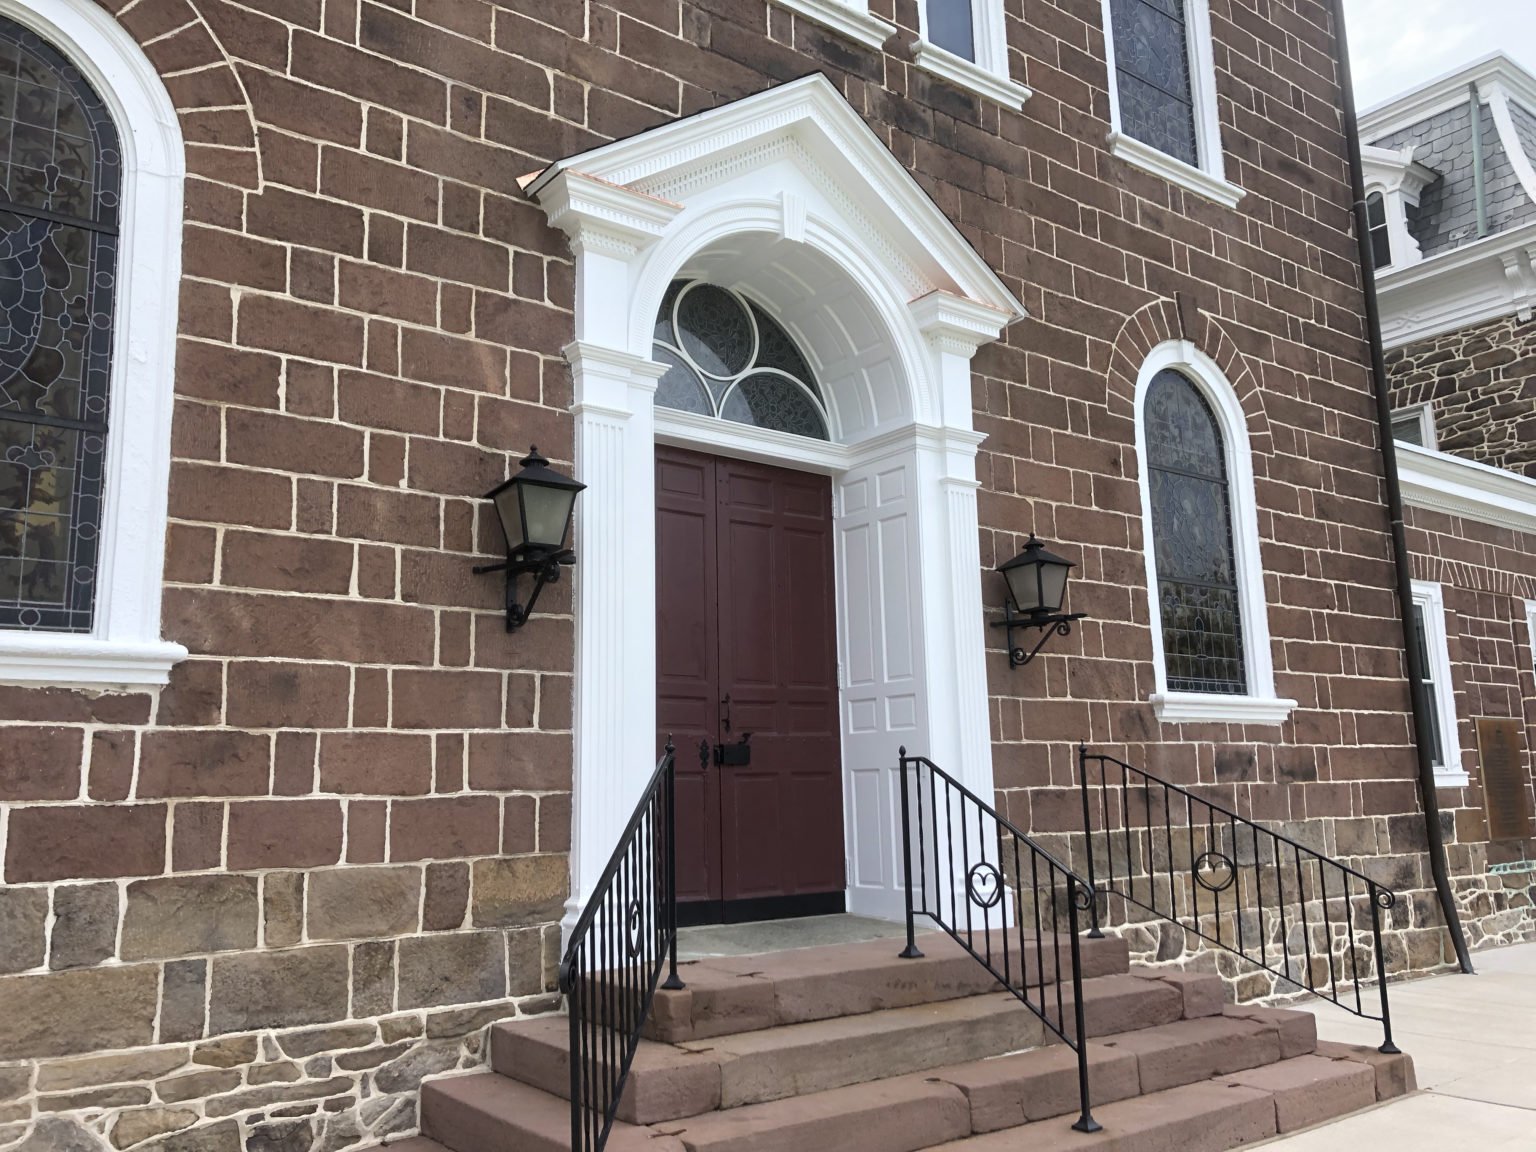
<box><xmin>652</xmin><ymin>279</ymin><xmax>830</xmax><ymax>441</ymax></box>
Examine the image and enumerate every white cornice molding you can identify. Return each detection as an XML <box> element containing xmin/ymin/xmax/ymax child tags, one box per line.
<box><xmin>534</xmin><ymin>170</ymin><xmax>681</xmax><ymax>254</ymax></box>
<box><xmin>910</xmin><ymin>289</ymin><xmax>1014</xmax><ymax>351</ymax></box>
<box><xmin>771</xmin><ymin>0</ymin><xmax>895</xmax><ymax>50</ymax></box>
<box><xmin>1360</xmin><ymin>51</ymin><xmax>1536</xmax><ymax>140</ymax></box>
<box><xmin>1377</xmin><ymin>220</ymin><xmax>1536</xmax><ymax>345</ymax></box>
<box><xmin>1398</xmin><ymin>442</ymin><xmax>1536</xmax><ymax>537</ymax></box>
<box><xmin>1108</xmin><ymin>133</ymin><xmax>1245</xmax><ymax>209</ymax></box>
<box><xmin>524</xmin><ymin>73</ymin><xmax>1026</xmax><ymax>322</ymax></box>
<box><xmin>910</xmin><ymin>40</ymin><xmax>1033</xmax><ymax>110</ymax></box>
<box><xmin>1360</xmin><ymin>144</ymin><xmax>1437</xmax><ymax>201</ymax></box>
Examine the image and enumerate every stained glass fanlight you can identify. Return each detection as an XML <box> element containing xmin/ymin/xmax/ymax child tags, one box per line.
<box><xmin>0</xmin><ymin>18</ymin><xmax>120</xmax><ymax>633</ymax></box>
<box><xmin>652</xmin><ymin>280</ymin><xmax>830</xmax><ymax>441</ymax></box>
<box><xmin>1145</xmin><ymin>368</ymin><xmax>1247</xmax><ymax>695</ymax></box>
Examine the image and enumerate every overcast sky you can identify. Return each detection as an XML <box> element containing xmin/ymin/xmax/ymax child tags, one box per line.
<box><xmin>1343</xmin><ymin>0</ymin><xmax>1536</xmax><ymax>109</ymax></box>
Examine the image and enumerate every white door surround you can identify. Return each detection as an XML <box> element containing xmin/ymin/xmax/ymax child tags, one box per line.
<box><xmin>525</xmin><ymin>74</ymin><xmax>1027</xmax><ymax>933</ymax></box>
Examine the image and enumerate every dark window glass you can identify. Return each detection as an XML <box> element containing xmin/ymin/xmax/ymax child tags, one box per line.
<box><xmin>0</xmin><ymin>18</ymin><xmax>120</xmax><ymax>634</ymax></box>
<box><xmin>653</xmin><ymin>280</ymin><xmax>828</xmax><ymax>441</ymax></box>
<box><xmin>1145</xmin><ymin>369</ymin><xmax>1246</xmax><ymax>694</ymax></box>
<box><xmin>1391</xmin><ymin>410</ymin><xmax>1425</xmax><ymax>446</ymax></box>
<box><xmin>1367</xmin><ymin>191</ymin><xmax>1392</xmax><ymax>268</ymax></box>
<box><xmin>927</xmin><ymin>0</ymin><xmax>976</xmax><ymax>61</ymax></box>
<box><xmin>1109</xmin><ymin>0</ymin><xmax>1199</xmax><ymax>167</ymax></box>
<box><xmin>1411</xmin><ymin>602</ymin><xmax>1446</xmax><ymax>767</ymax></box>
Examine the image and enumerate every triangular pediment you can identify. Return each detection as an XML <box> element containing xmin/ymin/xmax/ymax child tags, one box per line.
<box><xmin>524</xmin><ymin>73</ymin><xmax>1025</xmax><ymax>323</ymax></box>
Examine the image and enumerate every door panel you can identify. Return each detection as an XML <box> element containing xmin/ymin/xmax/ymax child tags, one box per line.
<box><xmin>655</xmin><ymin>446</ymin><xmax>845</xmax><ymax>920</ymax></box>
<box><xmin>715</xmin><ymin>456</ymin><xmax>843</xmax><ymax>905</ymax></box>
<box><xmin>655</xmin><ymin>449</ymin><xmax>720</xmax><ymax>905</ymax></box>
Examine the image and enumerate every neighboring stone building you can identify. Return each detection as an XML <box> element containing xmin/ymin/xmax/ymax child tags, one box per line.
<box><xmin>0</xmin><ymin>0</ymin><xmax>1497</xmax><ymax>1149</ymax></box>
<box><xmin>1364</xmin><ymin>53</ymin><xmax>1536</xmax><ymax>952</ymax></box>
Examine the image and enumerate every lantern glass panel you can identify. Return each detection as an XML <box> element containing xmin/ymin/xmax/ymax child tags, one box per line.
<box><xmin>1004</xmin><ymin>562</ymin><xmax>1041</xmax><ymax>613</ymax></box>
<box><xmin>493</xmin><ymin>486</ymin><xmax>525</xmax><ymax>550</ymax></box>
<box><xmin>1039</xmin><ymin>560</ymin><xmax>1070</xmax><ymax>614</ymax></box>
<box><xmin>521</xmin><ymin>482</ymin><xmax>576</xmax><ymax>549</ymax></box>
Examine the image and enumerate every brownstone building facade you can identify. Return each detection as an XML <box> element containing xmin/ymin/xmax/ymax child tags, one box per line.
<box><xmin>0</xmin><ymin>0</ymin><xmax>1487</xmax><ymax>1149</ymax></box>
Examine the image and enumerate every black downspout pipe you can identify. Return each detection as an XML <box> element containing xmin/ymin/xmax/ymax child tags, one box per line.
<box><xmin>1328</xmin><ymin>0</ymin><xmax>1474</xmax><ymax>975</ymax></box>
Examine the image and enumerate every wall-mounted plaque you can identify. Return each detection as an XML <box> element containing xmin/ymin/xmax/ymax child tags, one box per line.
<box><xmin>1476</xmin><ymin>717</ymin><xmax>1534</xmax><ymax>842</ymax></box>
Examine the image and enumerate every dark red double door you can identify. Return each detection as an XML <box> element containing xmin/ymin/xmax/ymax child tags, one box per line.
<box><xmin>656</xmin><ymin>446</ymin><xmax>845</xmax><ymax>925</ymax></box>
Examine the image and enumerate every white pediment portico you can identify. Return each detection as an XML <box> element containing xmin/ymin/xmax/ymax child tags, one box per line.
<box><xmin>525</xmin><ymin>73</ymin><xmax>1025</xmax><ymax>933</ymax></box>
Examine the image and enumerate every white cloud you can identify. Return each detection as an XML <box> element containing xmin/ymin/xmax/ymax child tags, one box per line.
<box><xmin>1343</xmin><ymin>0</ymin><xmax>1536</xmax><ymax>108</ymax></box>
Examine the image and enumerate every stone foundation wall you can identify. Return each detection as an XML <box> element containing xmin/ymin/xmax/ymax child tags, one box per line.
<box><xmin>1386</xmin><ymin>313</ymin><xmax>1536</xmax><ymax>476</ymax></box>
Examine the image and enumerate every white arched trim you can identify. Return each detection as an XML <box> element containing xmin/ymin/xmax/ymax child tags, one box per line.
<box><xmin>0</xmin><ymin>0</ymin><xmax>187</xmax><ymax>687</ymax></box>
<box><xmin>1134</xmin><ymin>340</ymin><xmax>1294</xmax><ymax>725</ymax></box>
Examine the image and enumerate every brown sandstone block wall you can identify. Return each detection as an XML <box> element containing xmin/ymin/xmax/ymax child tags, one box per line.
<box><xmin>0</xmin><ymin>0</ymin><xmax>1438</xmax><ymax>1148</ymax></box>
<box><xmin>1386</xmin><ymin>313</ymin><xmax>1536</xmax><ymax>476</ymax></box>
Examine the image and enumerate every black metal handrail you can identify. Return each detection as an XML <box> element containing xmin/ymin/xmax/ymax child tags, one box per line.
<box><xmin>898</xmin><ymin>749</ymin><xmax>1101</xmax><ymax>1134</ymax></box>
<box><xmin>558</xmin><ymin>741</ymin><xmax>684</xmax><ymax>1152</ymax></box>
<box><xmin>1078</xmin><ymin>746</ymin><xmax>1399</xmax><ymax>1053</ymax></box>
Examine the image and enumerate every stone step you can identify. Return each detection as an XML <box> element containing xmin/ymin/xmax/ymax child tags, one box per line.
<box><xmin>923</xmin><ymin>1008</ymin><xmax>1294</xmax><ymax>1135</ymax></box>
<box><xmin>495</xmin><ymin>992</ymin><xmax>1047</xmax><ymax>1122</ymax></box>
<box><xmin>646</xmin><ymin>931</ymin><xmax>1131</xmax><ymax>1043</ymax></box>
<box><xmin>370</xmin><ymin>1140</ymin><xmax>449</xmax><ymax>1152</ymax></box>
<box><xmin>933</xmin><ymin>1047</ymin><xmax>1409</xmax><ymax>1152</ymax></box>
<box><xmin>419</xmin><ymin>1071</ymin><xmax>685</xmax><ymax>1152</ymax></box>
<box><xmin>932</xmin><ymin>1077</ymin><xmax>1280</xmax><ymax>1152</ymax></box>
<box><xmin>650</xmin><ymin>1072</ymin><xmax>972</xmax><ymax>1152</ymax></box>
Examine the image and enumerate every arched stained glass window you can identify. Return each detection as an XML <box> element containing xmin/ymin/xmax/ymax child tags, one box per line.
<box><xmin>0</xmin><ymin>17</ymin><xmax>120</xmax><ymax>633</ymax></box>
<box><xmin>653</xmin><ymin>279</ymin><xmax>829</xmax><ymax>441</ymax></box>
<box><xmin>1145</xmin><ymin>368</ymin><xmax>1246</xmax><ymax>695</ymax></box>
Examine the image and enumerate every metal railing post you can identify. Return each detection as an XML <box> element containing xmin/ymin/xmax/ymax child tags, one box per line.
<box><xmin>567</xmin><ymin>957</ymin><xmax>582</xmax><ymax>1152</ymax></box>
<box><xmin>898</xmin><ymin>746</ymin><xmax>924</xmax><ymax>959</ymax></box>
<box><xmin>1370</xmin><ymin>885</ymin><xmax>1400</xmax><ymax>1054</ymax></box>
<box><xmin>1078</xmin><ymin>743</ymin><xmax>1103</xmax><ymax>938</ymax></box>
<box><xmin>1067</xmin><ymin>875</ymin><xmax>1102</xmax><ymax>1133</ymax></box>
<box><xmin>663</xmin><ymin>740</ymin><xmax>684</xmax><ymax>991</ymax></box>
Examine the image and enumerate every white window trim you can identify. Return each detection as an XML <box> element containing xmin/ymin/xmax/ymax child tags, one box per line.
<box><xmin>771</xmin><ymin>0</ymin><xmax>896</xmax><ymax>50</ymax></box>
<box><xmin>1412</xmin><ymin>581</ymin><xmax>1468</xmax><ymax>787</ymax></box>
<box><xmin>912</xmin><ymin>0</ymin><xmax>1032</xmax><ymax>109</ymax></box>
<box><xmin>1135</xmin><ymin>340</ymin><xmax>1294</xmax><ymax>725</ymax></box>
<box><xmin>1390</xmin><ymin>402</ymin><xmax>1436</xmax><ymax>449</ymax></box>
<box><xmin>0</xmin><ymin>0</ymin><xmax>187</xmax><ymax>688</ymax></box>
<box><xmin>1100</xmin><ymin>0</ymin><xmax>1243</xmax><ymax>208</ymax></box>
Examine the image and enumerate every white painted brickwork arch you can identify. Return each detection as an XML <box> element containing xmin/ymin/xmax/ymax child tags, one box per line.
<box><xmin>0</xmin><ymin>0</ymin><xmax>186</xmax><ymax>687</ymax></box>
<box><xmin>527</xmin><ymin>74</ymin><xmax>1026</xmax><ymax>929</ymax></box>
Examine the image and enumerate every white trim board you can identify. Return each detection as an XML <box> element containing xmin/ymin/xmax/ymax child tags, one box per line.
<box><xmin>0</xmin><ymin>0</ymin><xmax>187</xmax><ymax>688</ymax></box>
<box><xmin>771</xmin><ymin>0</ymin><xmax>895</xmax><ymax>50</ymax></box>
<box><xmin>1398</xmin><ymin>441</ymin><xmax>1536</xmax><ymax>538</ymax></box>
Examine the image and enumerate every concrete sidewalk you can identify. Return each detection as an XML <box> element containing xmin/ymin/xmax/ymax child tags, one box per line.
<box><xmin>1264</xmin><ymin>941</ymin><xmax>1536</xmax><ymax>1149</ymax></box>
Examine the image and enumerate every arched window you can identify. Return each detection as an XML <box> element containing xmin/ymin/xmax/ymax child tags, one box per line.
<box><xmin>1135</xmin><ymin>342</ymin><xmax>1292</xmax><ymax>724</ymax></box>
<box><xmin>1144</xmin><ymin>369</ymin><xmax>1245</xmax><ymax>694</ymax></box>
<box><xmin>1366</xmin><ymin>191</ymin><xmax>1391</xmax><ymax>268</ymax></box>
<box><xmin>0</xmin><ymin>17</ymin><xmax>120</xmax><ymax>632</ymax></box>
<box><xmin>653</xmin><ymin>279</ymin><xmax>830</xmax><ymax>441</ymax></box>
<box><xmin>0</xmin><ymin>0</ymin><xmax>185</xmax><ymax>688</ymax></box>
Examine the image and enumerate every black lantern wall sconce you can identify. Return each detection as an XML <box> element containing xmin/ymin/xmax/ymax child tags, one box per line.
<box><xmin>475</xmin><ymin>446</ymin><xmax>585</xmax><ymax>631</ymax></box>
<box><xmin>992</xmin><ymin>534</ymin><xmax>1088</xmax><ymax>668</ymax></box>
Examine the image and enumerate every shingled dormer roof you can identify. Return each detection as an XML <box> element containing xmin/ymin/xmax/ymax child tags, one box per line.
<box><xmin>1360</xmin><ymin>53</ymin><xmax>1536</xmax><ymax>257</ymax></box>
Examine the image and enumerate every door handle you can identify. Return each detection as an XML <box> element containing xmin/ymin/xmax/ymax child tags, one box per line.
<box><xmin>721</xmin><ymin>693</ymin><xmax>731</xmax><ymax>735</ymax></box>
